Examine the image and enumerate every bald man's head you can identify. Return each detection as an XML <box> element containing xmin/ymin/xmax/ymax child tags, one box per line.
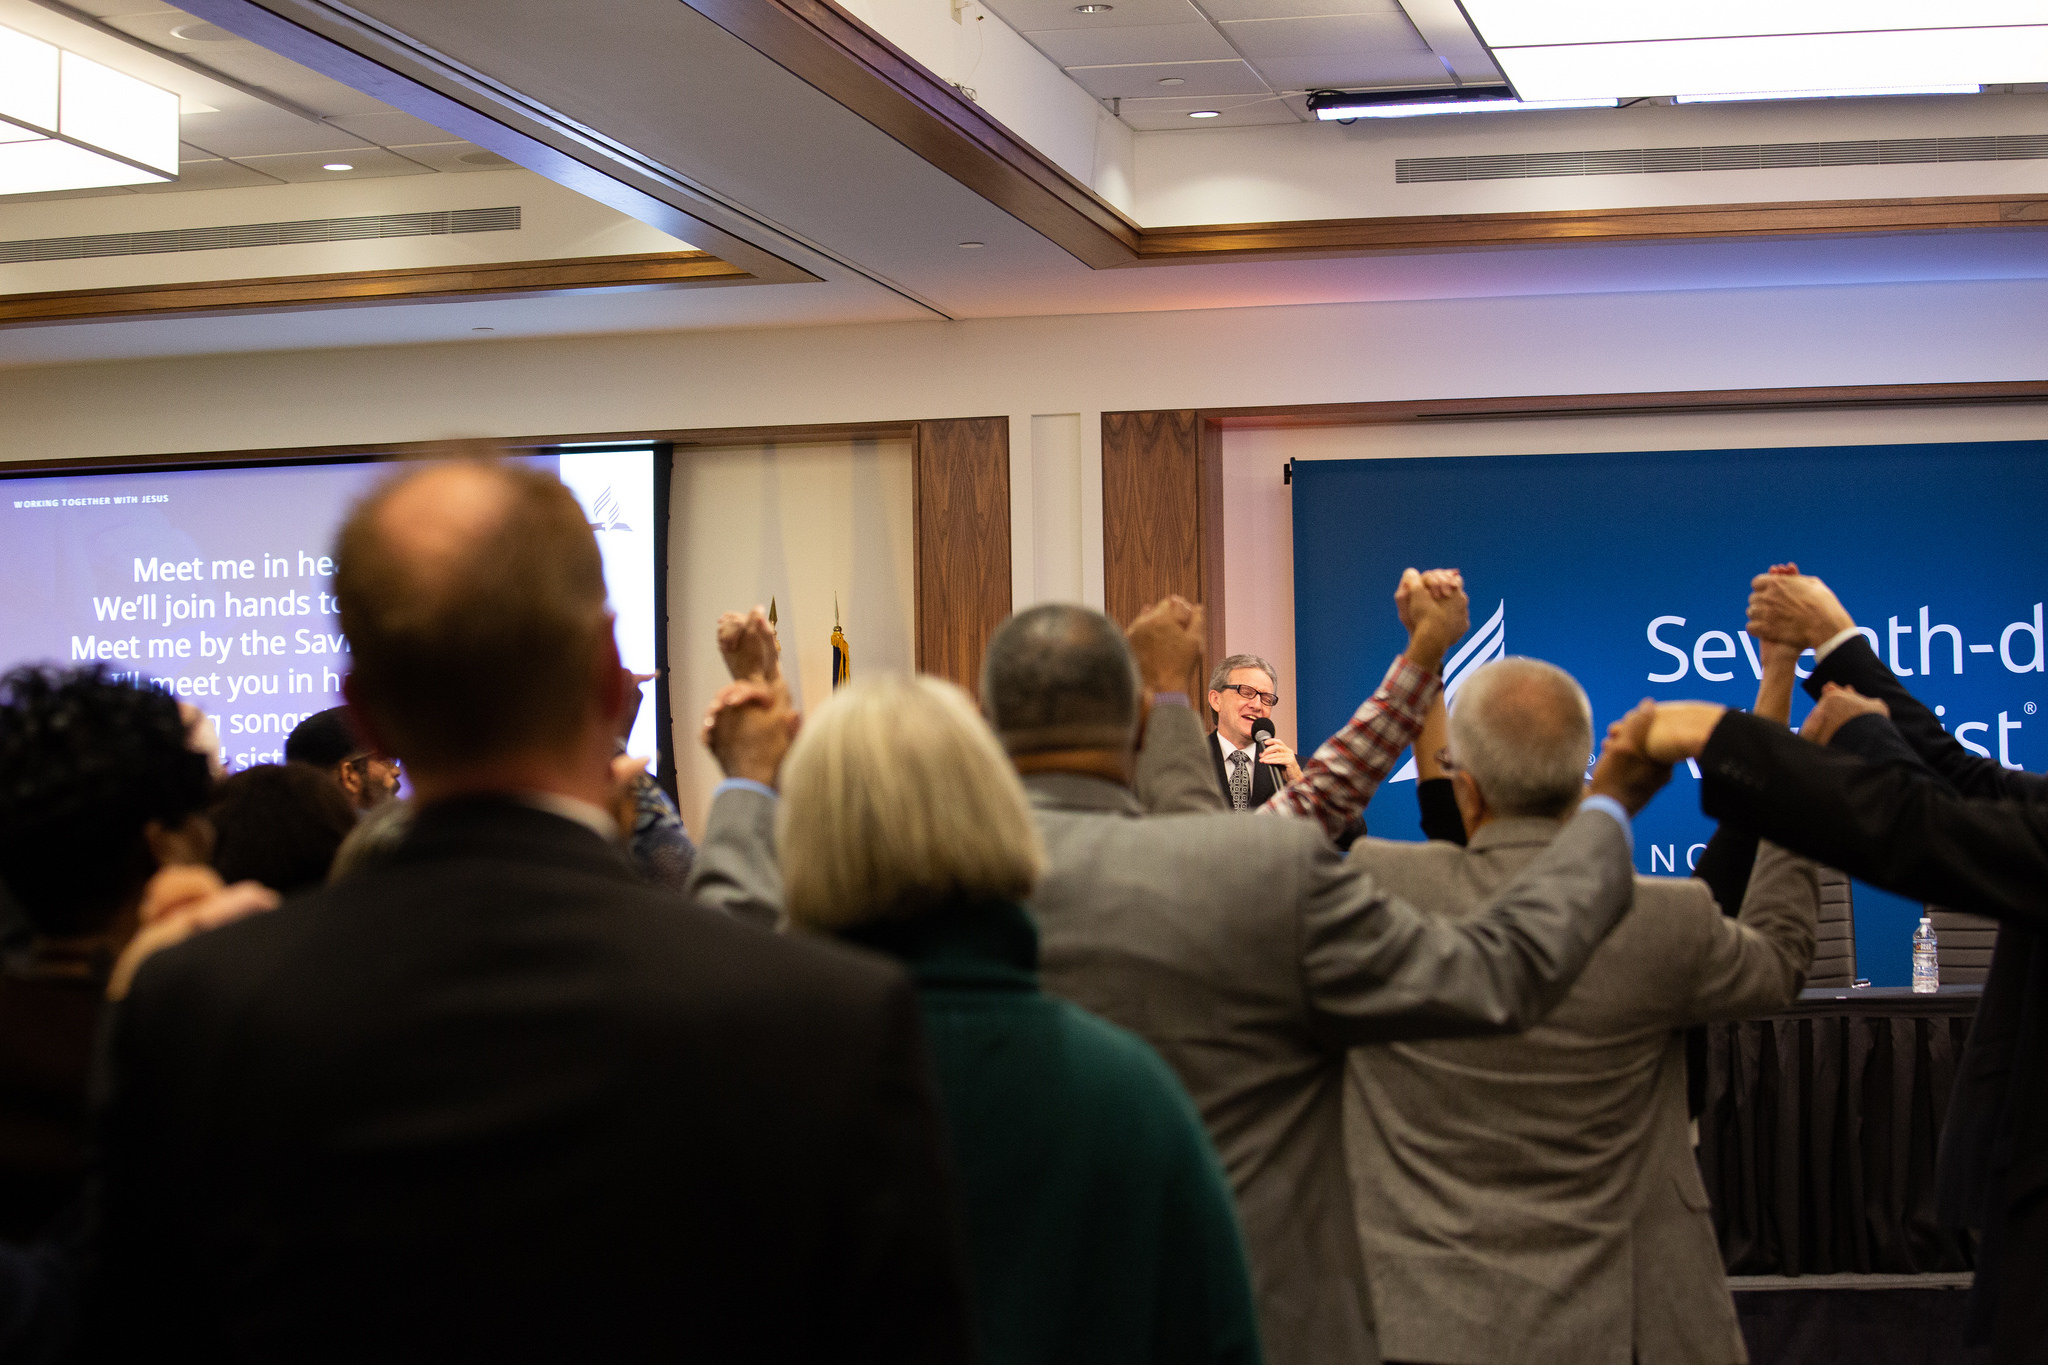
<box><xmin>335</xmin><ymin>461</ymin><xmax>610</xmax><ymax>770</ymax></box>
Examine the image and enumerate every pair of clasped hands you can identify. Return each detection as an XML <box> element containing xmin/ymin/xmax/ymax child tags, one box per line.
<box><xmin>1616</xmin><ymin>564</ymin><xmax>1892</xmax><ymax>772</ymax></box>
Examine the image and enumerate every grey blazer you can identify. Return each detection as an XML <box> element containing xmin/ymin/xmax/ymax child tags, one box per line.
<box><xmin>1027</xmin><ymin>704</ymin><xmax>1639</xmax><ymax>1365</ymax></box>
<box><xmin>1344</xmin><ymin>819</ymin><xmax>1818</xmax><ymax>1365</ymax></box>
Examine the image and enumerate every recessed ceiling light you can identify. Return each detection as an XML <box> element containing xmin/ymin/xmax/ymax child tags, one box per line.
<box><xmin>321</xmin><ymin>162</ymin><xmax>353</xmax><ymax>171</ymax></box>
<box><xmin>1188</xmin><ymin>110</ymin><xmax>1221</xmax><ymax>118</ymax></box>
<box><xmin>168</xmin><ymin>22</ymin><xmax>239</xmax><ymax>42</ymax></box>
<box><xmin>959</xmin><ymin>241</ymin><xmax>985</xmax><ymax>248</ymax></box>
<box><xmin>1157</xmin><ymin>77</ymin><xmax>1185</xmax><ymax>86</ymax></box>
<box><xmin>0</xmin><ymin>24</ymin><xmax>181</xmax><ymax>195</ymax></box>
<box><xmin>472</xmin><ymin>326</ymin><xmax>494</xmax><ymax>333</ymax></box>
<box><xmin>1073</xmin><ymin>4</ymin><xmax>1113</xmax><ymax>12</ymax></box>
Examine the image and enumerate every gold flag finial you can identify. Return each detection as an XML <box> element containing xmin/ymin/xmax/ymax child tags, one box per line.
<box><xmin>830</xmin><ymin>594</ymin><xmax>851</xmax><ymax>690</ymax></box>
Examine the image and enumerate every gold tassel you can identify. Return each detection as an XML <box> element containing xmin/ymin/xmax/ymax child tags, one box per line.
<box><xmin>830</xmin><ymin>596</ymin><xmax>850</xmax><ymax>689</ymax></box>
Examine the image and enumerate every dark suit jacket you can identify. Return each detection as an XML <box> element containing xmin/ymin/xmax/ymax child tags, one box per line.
<box><xmin>1697</xmin><ymin>648</ymin><xmax>2048</xmax><ymax>1361</ymax></box>
<box><xmin>1208</xmin><ymin>733</ymin><xmax>1283</xmax><ymax>810</ymax></box>
<box><xmin>80</xmin><ymin>796</ymin><xmax>971</xmax><ymax>1364</ymax></box>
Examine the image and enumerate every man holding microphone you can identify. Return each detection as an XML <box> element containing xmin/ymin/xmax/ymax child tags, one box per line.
<box><xmin>1207</xmin><ymin>654</ymin><xmax>1300</xmax><ymax>811</ymax></box>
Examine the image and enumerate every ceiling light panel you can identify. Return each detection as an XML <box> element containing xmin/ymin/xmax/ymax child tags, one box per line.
<box><xmin>1459</xmin><ymin>0</ymin><xmax>2048</xmax><ymax>48</ymax></box>
<box><xmin>1461</xmin><ymin>1</ymin><xmax>2048</xmax><ymax>101</ymax></box>
<box><xmin>1496</xmin><ymin>28</ymin><xmax>2048</xmax><ymax>102</ymax></box>
<box><xmin>0</xmin><ymin>22</ymin><xmax>179</xmax><ymax>195</ymax></box>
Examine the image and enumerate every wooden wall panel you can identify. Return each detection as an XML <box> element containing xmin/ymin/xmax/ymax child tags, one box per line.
<box><xmin>913</xmin><ymin>417</ymin><xmax>1012</xmax><ymax>694</ymax></box>
<box><xmin>1102</xmin><ymin>409</ymin><xmax>1222</xmax><ymax>698</ymax></box>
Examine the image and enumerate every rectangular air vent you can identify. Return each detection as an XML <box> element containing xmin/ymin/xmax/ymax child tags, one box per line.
<box><xmin>0</xmin><ymin>206</ymin><xmax>520</xmax><ymax>265</ymax></box>
<box><xmin>1397</xmin><ymin>134</ymin><xmax>2048</xmax><ymax>183</ymax></box>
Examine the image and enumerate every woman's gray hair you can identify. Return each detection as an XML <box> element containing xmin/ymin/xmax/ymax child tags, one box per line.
<box><xmin>1447</xmin><ymin>658</ymin><xmax>1593</xmax><ymax>819</ymax></box>
<box><xmin>778</xmin><ymin>674</ymin><xmax>1046</xmax><ymax>930</ymax></box>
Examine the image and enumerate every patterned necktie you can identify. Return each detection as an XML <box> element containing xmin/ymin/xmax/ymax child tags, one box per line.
<box><xmin>1229</xmin><ymin>749</ymin><xmax>1251</xmax><ymax>812</ymax></box>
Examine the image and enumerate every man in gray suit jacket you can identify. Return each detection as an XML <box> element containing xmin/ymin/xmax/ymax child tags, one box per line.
<box><xmin>1329</xmin><ymin>657</ymin><xmax>1818</xmax><ymax>1365</ymax></box>
<box><xmin>979</xmin><ymin>583</ymin><xmax>1672</xmax><ymax>1365</ymax></box>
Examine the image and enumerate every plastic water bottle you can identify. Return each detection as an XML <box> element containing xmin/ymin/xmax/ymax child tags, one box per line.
<box><xmin>1912</xmin><ymin>917</ymin><xmax>1940</xmax><ymax>994</ymax></box>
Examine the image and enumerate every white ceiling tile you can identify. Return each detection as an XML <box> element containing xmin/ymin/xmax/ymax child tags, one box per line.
<box><xmin>1197</xmin><ymin>0</ymin><xmax>1403</xmax><ymax>21</ymax></box>
<box><xmin>982</xmin><ymin>0</ymin><xmax>1208</xmax><ymax>32</ymax></box>
<box><xmin>126</xmin><ymin>158</ymin><xmax>285</xmax><ymax>192</ymax></box>
<box><xmin>177</xmin><ymin>108</ymin><xmax>371</xmax><ymax>158</ymax></box>
<box><xmin>99</xmin><ymin>12</ymin><xmax>393</xmax><ymax>116</ymax></box>
<box><xmin>226</xmin><ymin>148</ymin><xmax>437</xmax><ymax>183</ymax></box>
<box><xmin>1253</xmin><ymin>49</ymin><xmax>1451</xmax><ymax>87</ymax></box>
<box><xmin>324</xmin><ymin>111</ymin><xmax>465</xmax><ymax>147</ymax></box>
<box><xmin>43</xmin><ymin>2</ymin><xmax>184</xmax><ymax>18</ymax></box>
<box><xmin>1065</xmin><ymin>58</ymin><xmax>1268</xmax><ymax>97</ymax></box>
<box><xmin>1116</xmin><ymin>93</ymin><xmax>1303</xmax><ymax>128</ymax></box>
<box><xmin>1026</xmin><ymin>21</ymin><xmax>1237</xmax><ymax>64</ymax></box>
<box><xmin>1218</xmin><ymin>11</ymin><xmax>1427</xmax><ymax>59</ymax></box>
<box><xmin>388</xmin><ymin>142</ymin><xmax>519</xmax><ymax>173</ymax></box>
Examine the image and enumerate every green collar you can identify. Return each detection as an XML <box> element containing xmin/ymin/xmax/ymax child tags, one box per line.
<box><xmin>839</xmin><ymin>897</ymin><xmax>1040</xmax><ymax>993</ymax></box>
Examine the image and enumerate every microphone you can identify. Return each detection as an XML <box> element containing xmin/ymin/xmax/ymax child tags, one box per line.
<box><xmin>1251</xmin><ymin>717</ymin><xmax>1276</xmax><ymax>765</ymax></box>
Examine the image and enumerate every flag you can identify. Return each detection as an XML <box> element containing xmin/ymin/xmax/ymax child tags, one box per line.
<box><xmin>830</xmin><ymin>596</ymin><xmax>851</xmax><ymax>690</ymax></box>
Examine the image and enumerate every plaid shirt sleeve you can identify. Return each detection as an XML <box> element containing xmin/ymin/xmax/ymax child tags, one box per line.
<box><xmin>1258</xmin><ymin>654</ymin><xmax>1439</xmax><ymax>844</ymax></box>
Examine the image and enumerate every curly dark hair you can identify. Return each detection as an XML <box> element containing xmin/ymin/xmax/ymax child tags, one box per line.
<box><xmin>0</xmin><ymin>665</ymin><xmax>214</xmax><ymax>936</ymax></box>
<box><xmin>209</xmin><ymin>763</ymin><xmax>356</xmax><ymax>896</ymax></box>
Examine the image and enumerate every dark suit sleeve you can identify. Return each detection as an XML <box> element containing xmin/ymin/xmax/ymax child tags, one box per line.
<box><xmin>1809</xmin><ymin>634</ymin><xmax>2048</xmax><ymax>801</ymax></box>
<box><xmin>1700</xmin><ymin>709</ymin><xmax>2048</xmax><ymax>930</ymax></box>
<box><xmin>828</xmin><ymin>977</ymin><xmax>975</xmax><ymax>1365</ymax></box>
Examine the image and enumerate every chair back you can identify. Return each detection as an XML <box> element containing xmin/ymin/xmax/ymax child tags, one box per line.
<box><xmin>1928</xmin><ymin>907</ymin><xmax>1998</xmax><ymax>986</ymax></box>
<box><xmin>1807</xmin><ymin>867</ymin><xmax>1857</xmax><ymax>988</ymax></box>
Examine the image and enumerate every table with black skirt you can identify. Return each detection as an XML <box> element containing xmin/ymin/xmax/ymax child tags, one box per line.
<box><xmin>1696</xmin><ymin>984</ymin><xmax>1984</xmax><ymax>1365</ymax></box>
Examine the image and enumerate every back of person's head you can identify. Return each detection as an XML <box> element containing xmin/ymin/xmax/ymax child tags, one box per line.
<box><xmin>208</xmin><ymin>763</ymin><xmax>357</xmax><ymax>895</ymax></box>
<box><xmin>328</xmin><ymin>798</ymin><xmax>416</xmax><ymax>883</ymax></box>
<box><xmin>980</xmin><ymin>604</ymin><xmax>1140</xmax><ymax>755</ymax></box>
<box><xmin>0</xmin><ymin>666</ymin><xmax>212</xmax><ymax>936</ymax></box>
<box><xmin>334</xmin><ymin>460</ymin><xmax>609</xmax><ymax>770</ymax></box>
<box><xmin>1448</xmin><ymin>657</ymin><xmax>1594</xmax><ymax>819</ymax></box>
<box><xmin>284</xmin><ymin>706</ymin><xmax>363</xmax><ymax>769</ymax></box>
<box><xmin>778</xmin><ymin>674</ymin><xmax>1045</xmax><ymax>929</ymax></box>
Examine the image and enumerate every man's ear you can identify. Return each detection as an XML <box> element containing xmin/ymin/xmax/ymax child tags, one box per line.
<box><xmin>335</xmin><ymin>762</ymin><xmax>365</xmax><ymax>804</ymax></box>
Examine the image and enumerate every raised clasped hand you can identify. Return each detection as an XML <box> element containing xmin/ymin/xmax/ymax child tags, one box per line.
<box><xmin>1587</xmin><ymin>699</ymin><xmax>1673</xmax><ymax>815</ymax></box>
<box><xmin>1800</xmin><ymin>682</ymin><xmax>1890</xmax><ymax>746</ymax></box>
<box><xmin>1747</xmin><ymin>568</ymin><xmax>1854</xmax><ymax>651</ymax></box>
<box><xmin>702</xmin><ymin>677</ymin><xmax>800</xmax><ymax>786</ymax></box>
<box><xmin>715</xmin><ymin>606</ymin><xmax>781</xmax><ymax>683</ymax></box>
<box><xmin>1126</xmin><ymin>594</ymin><xmax>1207</xmax><ymax>695</ymax></box>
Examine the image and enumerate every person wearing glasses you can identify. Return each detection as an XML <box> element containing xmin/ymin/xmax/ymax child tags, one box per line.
<box><xmin>284</xmin><ymin>705</ymin><xmax>401</xmax><ymax>811</ymax></box>
<box><xmin>1206</xmin><ymin>654</ymin><xmax>1299</xmax><ymax>812</ymax></box>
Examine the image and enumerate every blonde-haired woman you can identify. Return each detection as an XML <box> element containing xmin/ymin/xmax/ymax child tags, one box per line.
<box><xmin>779</xmin><ymin>674</ymin><xmax>1262</xmax><ymax>1365</ymax></box>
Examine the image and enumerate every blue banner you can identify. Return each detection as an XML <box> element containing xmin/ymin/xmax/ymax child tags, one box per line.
<box><xmin>1292</xmin><ymin>441</ymin><xmax>2048</xmax><ymax>986</ymax></box>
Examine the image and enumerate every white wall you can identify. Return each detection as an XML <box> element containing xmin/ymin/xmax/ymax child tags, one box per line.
<box><xmin>667</xmin><ymin>438</ymin><xmax>915</xmax><ymax>833</ymax></box>
<box><xmin>1224</xmin><ymin>402</ymin><xmax>2048</xmax><ymax>750</ymax></box>
<box><xmin>0</xmin><ymin>169</ymin><xmax>691</xmax><ymax>295</ymax></box>
<box><xmin>1134</xmin><ymin>91</ymin><xmax>2048</xmax><ymax>226</ymax></box>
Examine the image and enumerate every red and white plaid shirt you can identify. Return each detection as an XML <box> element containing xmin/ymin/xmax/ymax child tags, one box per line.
<box><xmin>1259</xmin><ymin>654</ymin><xmax>1438</xmax><ymax>844</ymax></box>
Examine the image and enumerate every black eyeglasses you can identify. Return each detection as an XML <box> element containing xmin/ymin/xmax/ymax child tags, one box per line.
<box><xmin>1217</xmin><ymin>683</ymin><xmax>1279</xmax><ymax>707</ymax></box>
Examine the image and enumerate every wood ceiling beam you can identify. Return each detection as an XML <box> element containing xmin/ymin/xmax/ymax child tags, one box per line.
<box><xmin>0</xmin><ymin>251</ymin><xmax>751</xmax><ymax>325</ymax></box>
